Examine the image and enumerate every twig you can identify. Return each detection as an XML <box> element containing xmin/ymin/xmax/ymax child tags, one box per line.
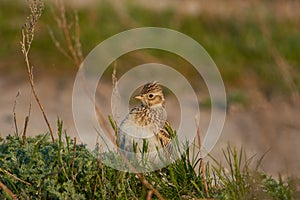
<box><xmin>0</xmin><ymin>181</ymin><xmax>17</xmax><ymax>200</ymax></box>
<box><xmin>195</xmin><ymin>118</ymin><xmax>209</xmax><ymax>198</ymax></box>
<box><xmin>146</xmin><ymin>190</ymin><xmax>153</xmax><ymax>200</ymax></box>
<box><xmin>137</xmin><ymin>174</ymin><xmax>162</xmax><ymax>199</ymax></box>
<box><xmin>21</xmin><ymin>0</ymin><xmax>55</xmax><ymax>142</ymax></box>
<box><xmin>13</xmin><ymin>91</ymin><xmax>20</xmax><ymax>136</ymax></box>
<box><xmin>137</xmin><ymin>173</ymin><xmax>164</xmax><ymax>200</ymax></box>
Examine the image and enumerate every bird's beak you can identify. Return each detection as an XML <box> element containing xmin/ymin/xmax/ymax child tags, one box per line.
<box><xmin>134</xmin><ymin>95</ymin><xmax>142</xmax><ymax>100</ymax></box>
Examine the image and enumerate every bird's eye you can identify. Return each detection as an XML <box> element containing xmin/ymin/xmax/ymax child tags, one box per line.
<box><xmin>148</xmin><ymin>93</ymin><xmax>154</xmax><ymax>98</ymax></box>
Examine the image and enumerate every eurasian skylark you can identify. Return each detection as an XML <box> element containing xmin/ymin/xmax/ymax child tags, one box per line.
<box><xmin>117</xmin><ymin>81</ymin><xmax>172</xmax><ymax>162</ymax></box>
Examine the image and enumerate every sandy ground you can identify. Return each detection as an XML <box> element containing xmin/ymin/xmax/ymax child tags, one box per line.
<box><xmin>0</xmin><ymin>73</ymin><xmax>299</xmax><ymax>177</ymax></box>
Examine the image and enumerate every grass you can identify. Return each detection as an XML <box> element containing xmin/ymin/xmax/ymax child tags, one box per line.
<box><xmin>0</xmin><ymin>120</ymin><xmax>299</xmax><ymax>199</ymax></box>
<box><xmin>1</xmin><ymin>1</ymin><xmax>299</xmax><ymax>199</ymax></box>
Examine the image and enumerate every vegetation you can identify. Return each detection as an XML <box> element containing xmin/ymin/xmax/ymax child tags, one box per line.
<box><xmin>0</xmin><ymin>121</ymin><xmax>298</xmax><ymax>199</ymax></box>
<box><xmin>0</xmin><ymin>0</ymin><xmax>299</xmax><ymax>199</ymax></box>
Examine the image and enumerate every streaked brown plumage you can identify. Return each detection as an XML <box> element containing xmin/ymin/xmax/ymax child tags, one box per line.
<box><xmin>117</xmin><ymin>81</ymin><xmax>172</xmax><ymax>157</ymax></box>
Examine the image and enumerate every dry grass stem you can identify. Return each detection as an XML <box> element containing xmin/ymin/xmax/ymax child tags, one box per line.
<box><xmin>21</xmin><ymin>0</ymin><xmax>54</xmax><ymax>142</ymax></box>
<box><xmin>74</xmin><ymin>11</ymin><xmax>83</xmax><ymax>63</ymax></box>
<box><xmin>22</xmin><ymin>116</ymin><xmax>29</xmax><ymax>145</ymax></box>
<box><xmin>50</xmin><ymin>0</ymin><xmax>117</xmax><ymax>145</ymax></box>
<box><xmin>49</xmin><ymin>28</ymin><xmax>73</xmax><ymax>60</ymax></box>
<box><xmin>137</xmin><ymin>173</ymin><xmax>164</xmax><ymax>200</ymax></box>
<box><xmin>51</xmin><ymin>0</ymin><xmax>83</xmax><ymax>68</ymax></box>
<box><xmin>146</xmin><ymin>189</ymin><xmax>154</xmax><ymax>200</ymax></box>
<box><xmin>0</xmin><ymin>181</ymin><xmax>17</xmax><ymax>200</ymax></box>
<box><xmin>13</xmin><ymin>91</ymin><xmax>20</xmax><ymax>136</ymax></box>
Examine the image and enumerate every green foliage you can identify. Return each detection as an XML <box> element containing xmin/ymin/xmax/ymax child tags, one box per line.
<box><xmin>0</xmin><ymin>122</ymin><xmax>298</xmax><ymax>199</ymax></box>
<box><xmin>209</xmin><ymin>146</ymin><xmax>297</xmax><ymax>200</ymax></box>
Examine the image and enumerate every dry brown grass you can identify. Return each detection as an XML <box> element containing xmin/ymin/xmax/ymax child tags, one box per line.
<box><xmin>20</xmin><ymin>0</ymin><xmax>54</xmax><ymax>142</ymax></box>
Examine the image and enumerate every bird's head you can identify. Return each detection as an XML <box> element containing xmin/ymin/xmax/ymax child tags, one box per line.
<box><xmin>135</xmin><ymin>81</ymin><xmax>165</xmax><ymax>107</ymax></box>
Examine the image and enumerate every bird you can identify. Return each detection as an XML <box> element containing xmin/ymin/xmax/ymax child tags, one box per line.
<box><xmin>117</xmin><ymin>81</ymin><xmax>173</xmax><ymax>167</ymax></box>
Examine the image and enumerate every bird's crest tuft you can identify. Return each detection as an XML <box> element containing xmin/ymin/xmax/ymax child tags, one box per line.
<box><xmin>140</xmin><ymin>81</ymin><xmax>162</xmax><ymax>94</ymax></box>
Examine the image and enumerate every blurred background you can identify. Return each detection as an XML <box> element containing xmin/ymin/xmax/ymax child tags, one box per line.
<box><xmin>0</xmin><ymin>0</ymin><xmax>299</xmax><ymax>177</ymax></box>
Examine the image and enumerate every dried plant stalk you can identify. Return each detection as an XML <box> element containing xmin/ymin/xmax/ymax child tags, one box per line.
<box><xmin>50</xmin><ymin>0</ymin><xmax>83</xmax><ymax>68</ymax></box>
<box><xmin>137</xmin><ymin>173</ymin><xmax>164</xmax><ymax>200</ymax></box>
<box><xmin>13</xmin><ymin>91</ymin><xmax>20</xmax><ymax>136</ymax></box>
<box><xmin>21</xmin><ymin>0</ymin><xmax>54</xmax><ymax>142</ymax></box>
<box><xmin>0</xmin><ymin>181</ymin><xmax>17</xmax><ymax>200</ymax></box>
<box><xmin>50</xmin><ymin>0</ymin><xmax>118</xmax><ymax>145</ymax></box>
<box><xmin>48</xmin><ymin>5</ymin><xmax>164</xmax><ymax>198</ymax></box>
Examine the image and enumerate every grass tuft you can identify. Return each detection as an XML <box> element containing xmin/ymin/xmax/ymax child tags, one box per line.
<box><xmin>0</xmin><ymin>122</ymin><xmax>298</xmax><ymax>199</ymax></box>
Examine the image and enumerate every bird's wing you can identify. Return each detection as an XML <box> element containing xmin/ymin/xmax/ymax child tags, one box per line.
<box><xmin>157</xmin><ymin>121</ymin><xmax>175</xmax><ymax>151</ymax></box>
<box><xmin>157</xmin><ymin>129</ymin><xmax>171</xmax><ymax>147</ymax></box>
